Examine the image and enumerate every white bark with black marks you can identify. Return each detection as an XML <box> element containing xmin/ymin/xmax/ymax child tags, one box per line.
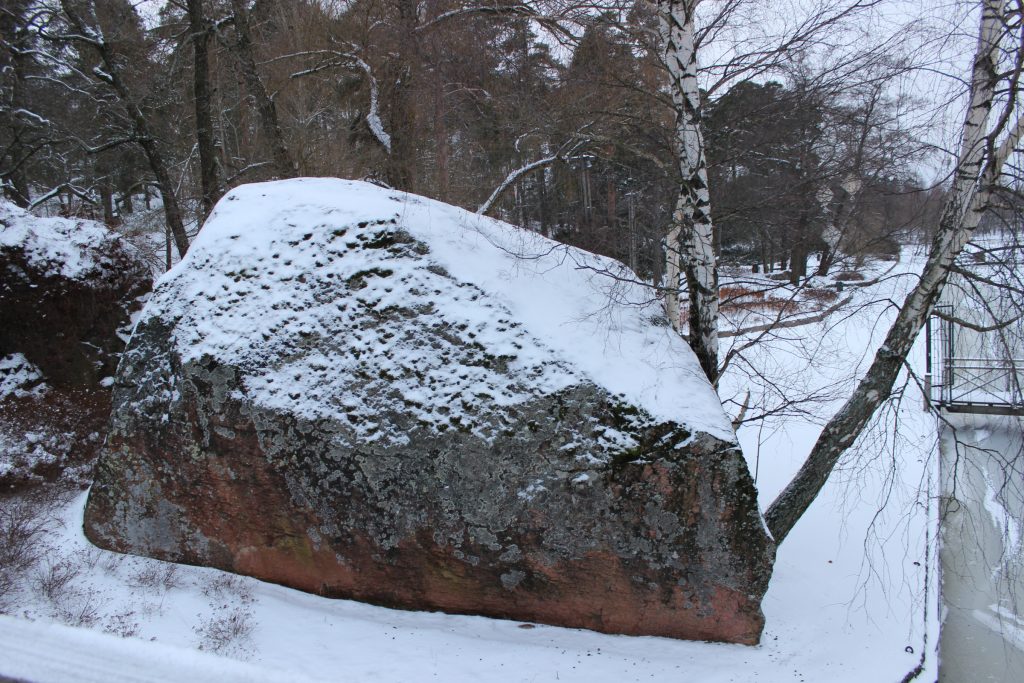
<box><xmin>657</xmin><ymin>0</ymin><xmax>720</xmax><ymax>383</ymax></box>
<box><xmin>765</xmin><ymin>0</ymin><xmax>1021</xmax><ymax>544</ymax></box>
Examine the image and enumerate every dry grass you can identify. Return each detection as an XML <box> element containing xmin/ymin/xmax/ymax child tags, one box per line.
<box><xmin>717</xmin><ymin>286</ymin><xmax>799</xmax><ymax>315</ymax></box>
<box><xmin>720</xmin><ymin>286</ymin><xmax>766</xmax><ymax>302</ymax></box>
<box><xmin>802</xmin><ymin>288</ymin><xmax>840</xmax><ymax>305</ymax></box>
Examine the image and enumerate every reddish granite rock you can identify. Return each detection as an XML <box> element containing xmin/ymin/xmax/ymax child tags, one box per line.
<box><xmin>84</xmin><ymin>179</ymin><xmax>774</xmax><ymax>643</ymax></box>
<box><xmin>0</xmin><ymin>200</ymin><xmax>151</xmax><ymax>489</ymax></box>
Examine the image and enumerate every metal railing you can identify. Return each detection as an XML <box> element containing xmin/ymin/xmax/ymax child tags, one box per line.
<box><xmin>927</xmin><ymin>303</ymin><xmax>1024</xmax><ymax>415</ymax></box>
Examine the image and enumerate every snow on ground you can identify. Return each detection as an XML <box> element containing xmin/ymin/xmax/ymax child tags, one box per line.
<box><xmin>1</xmin><ymin>190</ymin><xmax>942</xmax><ymax>682</ymax></box>
<box><xmin>1</xmin><ymin>483</ymin><xmax>932</xmax><ymax>683</ymax></box>
<box><xmin>0</xmin><ymin>354</ymin><xmax>46</xmax><ymax>400</ymax></box>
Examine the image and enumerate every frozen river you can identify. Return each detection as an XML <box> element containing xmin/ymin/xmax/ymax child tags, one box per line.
<box><xmin>939</xmin><ymin>413</ymin><xmax>1024</xmax><ymax>682</ymax></box>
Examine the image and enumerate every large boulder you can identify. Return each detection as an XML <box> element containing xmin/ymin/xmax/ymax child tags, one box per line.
<box><xmin>84</xmin><ymin>179</ymin><xmax>774</xmax><ymax>644</ymax></box>
<box><xmin>0</xmin><ymin>200</ymin><xmax>151</xmax><ymax>489</ymax></box>
<box><xmin>0</xmin><ymin>200</ymin><xmax>151</xmax><ymax>388</ymax></box>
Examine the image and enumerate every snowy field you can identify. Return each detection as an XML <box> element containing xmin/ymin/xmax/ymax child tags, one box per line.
<box><xmin>1</xmin><ymin>244</ymin><xmax>942</xmax><ymax>682</ymax></box>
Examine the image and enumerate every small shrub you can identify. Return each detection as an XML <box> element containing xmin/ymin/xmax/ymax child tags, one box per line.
<box><xmin>0</xmin><ymin>488</ymin><xmax>65</xmax><ymax>611</ymax></box>
<box><xmin>103</xmin><ymin>609</ymin><xmax>140</xmax><ymax>638</ymax></box>
<box><xmin>33</xmin><ymin>558</ymin><xmax>81</xmax><ymax>601</ymax></box>
<box><xmin>159</xmin><ymin>563</ymin><xmax>180</xmax><ymax>591</ymax></box>
<box><xmin>202</xmin><ymin>573</ymin><xmax>254</xmax><ymax>605</ymax></box>
<box><xmin>126</xmin><ymin>563</ymin><xmax>161</xmax><ymax>589</ymax></box>
<box><xmin>75</xmin><ymin>546</ymin><xmax>103</xmax><ymax>571</ymax></box>
<box><xmin>194</xmin><ymin>607</ymin><xmax>255</xmax><ymax>654</ymax></box>
<box><xmin>127</xmin><ymin>561</ymin><xmax>179</xmax><ymax>591</ymax></box>
<box><xmin>51</xmin><ymin>587</ymin><xmax>101</xmax><ymax>627</ymax></box>
<box><xmin>98</xmin><ymin>550</ymin><xmax>124</xmax><ymax>574</ymax></box>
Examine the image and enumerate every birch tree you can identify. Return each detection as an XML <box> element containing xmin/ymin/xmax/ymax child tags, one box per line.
<box><xmin>765</xmin><ymin>0</ymin><xmax>1024</xmax><ymax>543</ymax></box>
<box><xmin>652</xmin><ymin>0</ymin><xmax>883</xmax><ymax>383</ymax></box>
<box><xmin>656</xmin><ymin>0</ymin><xmax>720</xmax><ymax>383</ymax></box>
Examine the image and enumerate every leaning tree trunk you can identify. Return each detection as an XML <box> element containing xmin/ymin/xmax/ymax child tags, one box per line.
<box><xmin>765</xmin><ymin>0</ymin><xmax>1018</xmax><ymax>544</ymax></box>
<box><xmin>229</xmin><ymin>0</ymin><xmax>295</xmax><ymax>180</ymax></box>
<box><xmin>187</xmin><ymin>0</ymin><xmax>223</xmax><ymax>222</ymax></box>
<box><xmin>657</xmin><ymin>0</ymin><xmax>720</xmax><ymax>384</ymax></box>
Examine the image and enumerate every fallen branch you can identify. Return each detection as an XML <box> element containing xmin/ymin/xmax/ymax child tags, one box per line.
<box><xmin>477</xmin><ymin>140</ymin><xmax>585</xmax><ymax>216</ymax></box>
<box><xmin>932</xmin><ymin>309</ymin><xmax>1022</xmax><ymax>333</ymax></box>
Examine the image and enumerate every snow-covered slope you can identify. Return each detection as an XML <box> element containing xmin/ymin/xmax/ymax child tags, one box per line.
<box><xmin>144</xmin><ymin>177</ymin><xmax>732</xmax><ymax>442</ymax></box>
<box><xmin>0</xmin><ymin>613</ymin><xmax>316</xmax><ymax>683</ymax></box>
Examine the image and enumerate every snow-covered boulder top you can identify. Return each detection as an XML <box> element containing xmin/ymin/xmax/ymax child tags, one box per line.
<box><xmin>147</xmin><ymin>177</ymin><xmax>733</xmax><ymax>443</ymax></box>
<box><xmin>87</xmin><ymin>178</ymin><xmax>773</xmax><ymax>645</ymax></box>
<box><xmin>0</xmin><ymin>200</ymin><xmax>141</xmax><ymax>283</ymax></box>
<box><xmin>1</xmin><ymin>199</ymin><xmax>151</xmax><ymax>389</ymax></box>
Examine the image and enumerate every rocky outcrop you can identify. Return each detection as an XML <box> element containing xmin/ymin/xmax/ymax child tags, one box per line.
<box><xmin>84</xmin><ymin>179</ymin><xmax>774</xmax><ymax>644</ymax></box>
<box><xmin>0</xmin><ymin>200</ymin><xmax>151</xmax><ymax>489</ymax></box>
<box><xmin>0</xmin><ymin>201</ymin><xmax>151</xmax><ymax>389</ymax></box>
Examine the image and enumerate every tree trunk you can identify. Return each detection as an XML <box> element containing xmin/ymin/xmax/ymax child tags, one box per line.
<box><xmin>538</xmin><ymin>166</ymin><xmax>550</xmax><ymax>238</ymax></box>
<box><xmin>187</xmin><ymin>0</ymin><xmax>223</xmax><ymax>223</ymax></box>
<box><xmin>229</xmin><ymin>0</ymin><xmax>295</xmax><ymax>180</ymax></box>
<box><xmin>432</xmin><ymin>59</ymin><xmax>449</xmax><ymax>200</ymax></box>
<box><xmin>789</xmin><ymin>212</ymin><xmax>810</xmax><ymax>284</ymax></box>
<box><xmin>138</xmin><ymin>134</ymin><xmax>190</xmax><ymax>258</ymax></box>
<box><xmin>385</xmin><ymin>0</ymin><xmax>419</xmax><ymax>191</ymax></box>
<box><xmin>61</xmin><ymin>3</ymin><xmax>190</xmax><ymax>257</ymax></box>
<box><xmin>99</xmin><ymin>171</ymin><xmax>115</xmax><ymax>226</ymax></box>
<box><xmin>765</xmin><ymin>0</ymin><xmax>1018</xmax><ymax>544</ymax></box>
<box><xmin>1</xmin><ymin>2</ymin><xmax>32</xmax><ymax>208</ymax></box>
<box><xmin>119</xmin><ymin>176</ymin><xmax>133</xmax><ymax>214</ymax></box>
<box><xmin>658</xmin><ymin>0</ymin><xmax>720</xmax><ymax>383</ymax></box>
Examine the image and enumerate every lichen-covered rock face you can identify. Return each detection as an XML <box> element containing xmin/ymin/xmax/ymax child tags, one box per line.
<box><xmin>84</xmin><ymin>179</ymin><xmax>774</xmax><ymax>644</ymax></box>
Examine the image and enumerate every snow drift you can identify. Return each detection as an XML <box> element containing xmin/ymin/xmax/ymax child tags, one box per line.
<box><xmin>84</xmin><ymin>178</ymin><xmax>774</xmax><ymax>643</ymax></box>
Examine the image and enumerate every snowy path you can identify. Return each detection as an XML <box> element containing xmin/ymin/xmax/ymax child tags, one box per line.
<box><xmin>0</xmin><ymin>614</ymin><xmax>319</xmax><ymax>683</ymax></box>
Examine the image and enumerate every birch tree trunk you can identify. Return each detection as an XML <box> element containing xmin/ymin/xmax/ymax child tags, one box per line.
<box><xmin>765</xmin><ymin>0</ymin><xmax>1020</xmax><ymax>544</ymax></box>
<box><xmin>657</xmin><ymin>0</ymin><xmax>720</xmax><ymax>383</ymax></box>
